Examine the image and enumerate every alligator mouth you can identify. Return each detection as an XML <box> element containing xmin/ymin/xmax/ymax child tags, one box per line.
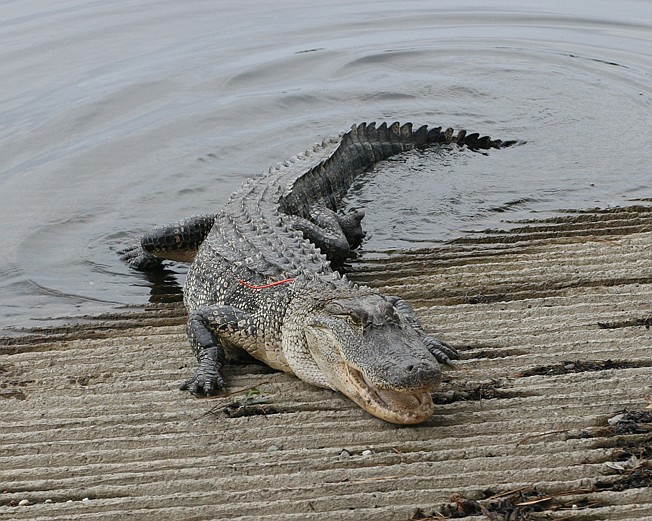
<box><xmin>345</xmin><ymin>365</ymin><xmax>436</xmax><ymax>425</ymax></box>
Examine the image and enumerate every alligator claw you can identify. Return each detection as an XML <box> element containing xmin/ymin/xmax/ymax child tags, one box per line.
<box><xmin>423</xmin><ymin>336</ymin><xmax>459</xmax><ymax>365</ymax></box>
<box><xmin>118</xmin><ymin>245</ymin><xmax>163</xmax><ymax>271</ymax></box>
<box><xmin>179</xmin><ymin>363</ymin><xmax>226</xmax><ymax>396</ymax></box>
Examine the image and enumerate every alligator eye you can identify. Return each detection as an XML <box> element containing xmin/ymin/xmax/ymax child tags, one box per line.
<box><xmin>325</xmin><ymin>303</ymin><xmax>367</xmax><ymax>328</ymax></box>
<box><xmin>325</xmin><ymin>303</ymin><xmax>346</xmax><ymax>315</ymax></box>
<box><xmin>347</xmin><ymin>310</ymin><xmax>368</xmax><ymax>327</ymax></box>
<box><xmin>348</xmin><ymin>312</ymin><xmax>362</xmax><ymax>325</ymax></box>
<box><xmin>379</xmin><ymin>301</ymin><xmax>399</xmax><ymax>321</ymax></box>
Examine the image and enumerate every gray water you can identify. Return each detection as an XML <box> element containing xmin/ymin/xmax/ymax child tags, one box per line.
<box><xmin>1</xmin><ymin>1</ymin><xmax>650</xmax><ymax>331</ymax></box>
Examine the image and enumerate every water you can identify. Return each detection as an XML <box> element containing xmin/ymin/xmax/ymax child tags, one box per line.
<box><xmin>1</xmin><ymin>0</ymin><xmax>650</xmax><ymax>331</ymax></box>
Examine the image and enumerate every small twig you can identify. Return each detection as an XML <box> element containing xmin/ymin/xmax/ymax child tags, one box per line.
<box><xmin>478</xmin><ymin>502</ymin><xmax>498</xmax><ymax>521</ymax></box>
<box><xmin>193</xmin><ymin>381</ymin><xmax>272</xmax><ymax>420</ymax></box>
<box><xmin>516</xmin><ymin>429</ymin><xmax>570</xmax><ymax>446</ymax></box>
<box><xmin>484</xmin><ymin>486</ymin><xmax>530</xmax><ymax>500</ymax></box>
<box><xmin>515</xmin><ymin>496</ymin><xmax>552</xmax><ymax>506</ymax></box>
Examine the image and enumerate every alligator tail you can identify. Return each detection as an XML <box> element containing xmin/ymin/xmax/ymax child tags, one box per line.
<box><xmin>280</xmin><ymin>121</ymin><xmax>519</xmax><ymax>216</ymax></box>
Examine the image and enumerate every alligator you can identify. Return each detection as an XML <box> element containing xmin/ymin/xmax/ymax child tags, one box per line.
<box><xmin>121</xmin><ymin>122</ymin><xmax>517</xmax><ymax>424</ymax></box>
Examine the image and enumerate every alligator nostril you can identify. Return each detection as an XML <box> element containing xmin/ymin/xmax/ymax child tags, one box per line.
<box><xmin>389</xmin><ymin>360</ymin><xmax>441</xmax><ymax>389</ymax></box>
<box><xmin>404</xmin><ymin>361</ymin><xmax>440</xmax><ymax>379</ymax></box>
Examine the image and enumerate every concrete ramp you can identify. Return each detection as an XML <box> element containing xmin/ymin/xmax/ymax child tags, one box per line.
<box><xmin>2</xmin><ymin>206</ymin><xmax>651</xmax><ymax>520</ymax></box>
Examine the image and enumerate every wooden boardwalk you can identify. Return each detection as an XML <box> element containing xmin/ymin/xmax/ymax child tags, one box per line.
<box><xmin>2</xmin><ymin>206</ymin><xmax>651</xmax><ymax>520</ymax></box>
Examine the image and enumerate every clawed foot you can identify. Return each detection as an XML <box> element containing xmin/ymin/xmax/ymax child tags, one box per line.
<box><xmin>179</xmin><ymin>358</ymin><xmax>226</xmax><ymax>396</ymax></box>
<box><xmin>386</xmin><ymin>295</ymin><xmax>460</xmax><ymax>365</ymax></box>
<box><xmin>422</xmin><ymin>335</ymin><xmax>459</xmax><ymax>365</ymax></box>
<box><xmin>119</xmin><ymin>245</ymin><xmax>163</xmax><ymax>271</ymax></box>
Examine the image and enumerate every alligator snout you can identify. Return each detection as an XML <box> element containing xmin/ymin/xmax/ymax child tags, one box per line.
<box><xmin>390</xmin><ymin>357</ymin><xmax>441</xmax><ymax>390</ymax></box>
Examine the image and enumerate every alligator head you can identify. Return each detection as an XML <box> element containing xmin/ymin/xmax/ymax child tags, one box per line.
<box><xmin>287</xmin><ymin>287</ymin><xmax>442</xmax><ymax>424</ymax></box>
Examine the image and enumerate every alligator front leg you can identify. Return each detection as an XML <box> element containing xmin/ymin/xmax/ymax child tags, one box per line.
<box><xmin>386</xmin><ymin>295</ymin><xmax>459</xmax><ymax>364</ymax></box>
<box><xmin>180</xmin><ymin>305</ymin><xmax>255</xmax><ymax>395</ymax></box>
<box><xmin>120</xmin><ymin>214</ymin><xmax>216</xmax><ymax>271</ymax></box>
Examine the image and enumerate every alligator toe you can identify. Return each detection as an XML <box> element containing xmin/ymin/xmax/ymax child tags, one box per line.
<box><xmin>118</xmin><ymin>245</ymin><xmax>164</xmax><ymax>271</ymax></box>
<box><xmin>179</xmin><ymin>364</ymin><xmax>226</xmax><ymax>396</ymax></box>
<box><xmin>423</xmin><ymin>336</ymin><xmax>459</xmax><ymax>365</ymax></box>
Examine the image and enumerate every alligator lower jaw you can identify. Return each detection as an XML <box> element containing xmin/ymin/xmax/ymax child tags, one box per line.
<box><xmin>346</xmin><ymin>366</ymin><xmax>436</xmax><ymax>425</ymax></box>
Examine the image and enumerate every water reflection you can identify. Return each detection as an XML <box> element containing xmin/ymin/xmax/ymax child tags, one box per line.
<box><xmin>0</xmin><ymin>1</ymin><xmax>649</xmax><ymax>329</ymax></box>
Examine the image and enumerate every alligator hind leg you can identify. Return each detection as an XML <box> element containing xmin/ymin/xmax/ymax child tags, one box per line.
<box><xmin>337</xmin><ymin>209</ymin><xmax>365</xmax><ymax>249</ymax></box>
<box><xmin>181</xmin><ymin>305</ymin><xmax>255</xmax><ymax>395</ymax></box>
<box><xmin>385</xmin><ymin>295</ymin><xmax>459</xmax><ymax>364</ymax></box>
<box><xmin>120</xmin><ymin>214</ymin><xmax>216</xmax><ymax>271</ymax></box>
<box><xmin>290</xmin><ymin>205</ymin><xmax>365</xmax><ymax>265</ymax></box>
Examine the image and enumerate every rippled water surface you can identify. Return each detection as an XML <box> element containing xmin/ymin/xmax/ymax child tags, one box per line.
<box><xmin>1</xmin><ymin>0</ymin><xmax>650</xmax><ymax>330</ymax></box>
